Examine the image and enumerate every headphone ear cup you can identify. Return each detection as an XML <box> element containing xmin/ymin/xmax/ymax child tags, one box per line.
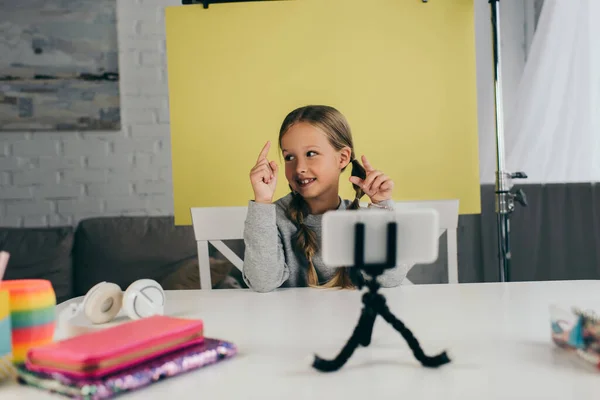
<box><xmin>83</xmin><ymin>282</ymin><xmax>123</xmax><ymax>324</ymax></box>
<box><xmin>122</xmin><ymin>279</ymin><xmax>165</xmax><ymax>320</ymax></box>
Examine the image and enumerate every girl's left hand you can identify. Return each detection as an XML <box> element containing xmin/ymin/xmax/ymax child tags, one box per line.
<box><xmin>349</xmin><ymin>155</ymin><xmax>394</xmax><ymax>203</ymax></box>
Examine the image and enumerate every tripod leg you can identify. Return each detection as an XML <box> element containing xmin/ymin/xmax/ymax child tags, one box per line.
<box><xmin>376</xmin><ymin>301</ymin><xmax>451</xmax><ymax>368</ymax></box>
<box><xmin>357</xmin><ymin>307</ymin><xmax>377</xmax><ymax>347</ymax></box>
<box><xmin>313</xmin><ymin>306</ymin><xmax>377</xmax><ymax>372</ymax></box>
<box><xmin>354</xmin><ymin>293</ymin><xmax>378</xmax><ymax>347</ymax></box>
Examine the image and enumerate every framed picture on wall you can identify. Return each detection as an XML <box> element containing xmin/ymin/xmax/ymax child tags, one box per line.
<box><xmin>0</xmin><ymin>0</ymin><xmax>120</xmax><ymax>131</ymax></box>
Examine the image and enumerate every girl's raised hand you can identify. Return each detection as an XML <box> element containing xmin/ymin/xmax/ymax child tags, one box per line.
<box><xmin>349</xmin><ymin>155</ymin><xmax>394</xmax><ymax>203</ymax></box>
<box><xmin>249</xmin><ymin>141</ymin><xmax>278</xmax><ymax>203</ymax></box>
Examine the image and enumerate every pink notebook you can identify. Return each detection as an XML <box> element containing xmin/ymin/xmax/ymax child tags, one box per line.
<box><xmin>26</xmin><ymin>315</ymin><xmax>204</xmax><ymax>378</ymax></box>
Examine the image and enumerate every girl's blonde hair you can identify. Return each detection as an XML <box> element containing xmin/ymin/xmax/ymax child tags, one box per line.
<box><xmin>278</xmin><ymin>105</ymin><xmax>367</xmax><ymax>289</ymax></box>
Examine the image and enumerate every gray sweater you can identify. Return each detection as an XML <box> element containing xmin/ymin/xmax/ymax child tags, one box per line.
<box><xmin>242</xmin><ymin>193</ymin><xmax>409</xmax><ymax>292</ymax></box>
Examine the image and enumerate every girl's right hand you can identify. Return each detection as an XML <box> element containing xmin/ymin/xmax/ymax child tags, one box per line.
<box><xmin>250</xmin><ymin>141</ymin><xmax>278</xmax><ymax>203</ymax></box>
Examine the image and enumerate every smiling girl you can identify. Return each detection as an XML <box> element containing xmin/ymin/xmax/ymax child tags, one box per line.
<box><xmin>242</xmin><ymin>105</ymin><xmax>408</xmax><ymax>292</ymax></box>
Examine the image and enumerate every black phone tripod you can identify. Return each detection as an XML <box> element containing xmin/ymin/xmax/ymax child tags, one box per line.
<box><xmin>312</xmin><ymin>222</ymin><xmax>451</xmax><ymax>372</ymax></box>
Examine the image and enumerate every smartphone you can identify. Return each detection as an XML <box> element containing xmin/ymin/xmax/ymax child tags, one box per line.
<box><xmin>321</xmin><ymin>208</ymin><xmax>440</xmax><ymax>267</ymax></box>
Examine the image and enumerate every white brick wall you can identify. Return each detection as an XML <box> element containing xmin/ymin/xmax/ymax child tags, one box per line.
<box><xmin>0</xmin><ymin>0</ymin><xmax>179</xmax><ymax>227</ymax></box>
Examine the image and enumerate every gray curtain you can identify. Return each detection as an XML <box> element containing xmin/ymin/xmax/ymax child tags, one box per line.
<box><xmin>407</xmin><ymin>183</ymin><xmax>600</xmax><ymax>284</ymax></box>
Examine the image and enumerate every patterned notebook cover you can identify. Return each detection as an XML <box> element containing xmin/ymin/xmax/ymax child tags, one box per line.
<box><xmin>16</xmin><ymin>338</ymin><xmax>237</xmax><ymax>399</ymax></box>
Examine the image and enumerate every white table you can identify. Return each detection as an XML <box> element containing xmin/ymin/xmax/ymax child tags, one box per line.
<box><xmin>2</xmin><ymin>280</ymin><xmax>600</xmax><ymax>399</ymax></box>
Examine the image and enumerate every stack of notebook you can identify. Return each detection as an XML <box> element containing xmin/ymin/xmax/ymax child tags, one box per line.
<box><xmin>16</xmin><ymin>315</ymin><xmax>237</xmax><ymax>399</ymax></box>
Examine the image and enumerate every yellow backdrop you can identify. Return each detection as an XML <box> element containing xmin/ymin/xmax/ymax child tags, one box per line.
<box><xmin>165</xmin><ymin>0</ymin><xmax>480</xmax><ymax>225</ymax></box>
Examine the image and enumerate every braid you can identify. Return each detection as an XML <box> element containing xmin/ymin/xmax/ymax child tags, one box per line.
<box><xmin>287</xmin><ymin>190</ymin><xmax>354</xmax><ymax>289</ymax></box>
<box><xmin>349</xmin><ymin>159</ymin><xmax>367</xmax><ymax>209</ymax></box>
<box><xmin>287</xmin><ymin>191</ymin><xmax>320</xmax><ymax>286</ymax></box>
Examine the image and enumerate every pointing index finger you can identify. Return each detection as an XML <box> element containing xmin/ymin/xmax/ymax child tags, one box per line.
<box><xmin>257</xmin><ymin>141</ymin><xmax>271</xmax><ymax>162</ymax></box>
<box><xmin>362</xmin><ymin>155</ymin><xmax>374</xmax><ymax>172</ymax></box>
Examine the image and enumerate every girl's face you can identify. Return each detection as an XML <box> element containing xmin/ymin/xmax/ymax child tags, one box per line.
<box><xmin>280</xmin><ymin>122</ymin><xmax>351</xmax><ymax>200</ymax></box>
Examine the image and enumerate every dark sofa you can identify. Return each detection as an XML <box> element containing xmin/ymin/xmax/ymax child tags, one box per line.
<box><xmin>0</xmin><ymin>216</ymin><xmax>246</xmax><ymax>304</ymax></box>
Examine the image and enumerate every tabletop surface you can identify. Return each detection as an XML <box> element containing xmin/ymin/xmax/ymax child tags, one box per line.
<box><xmin>2</xmin><ymin>280</ymin><xmax>600</xmax><ymax>399</ymax></box>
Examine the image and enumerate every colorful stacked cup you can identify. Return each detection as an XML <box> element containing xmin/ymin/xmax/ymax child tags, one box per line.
<box><xmin>0</xmin><ymin>279</ymin><xmax>56</xmax><ymax>364</ymax></box>
<box><xmin>0</xmin><ymin>288</ymin><xmax>13</xmax><ymax>380</ymax></box>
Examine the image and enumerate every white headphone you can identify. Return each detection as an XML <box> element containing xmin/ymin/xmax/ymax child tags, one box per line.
<box><xmin>71</xmin><ymin>279</ymin><xmax>166</xmax><ymax>325</ymax></box>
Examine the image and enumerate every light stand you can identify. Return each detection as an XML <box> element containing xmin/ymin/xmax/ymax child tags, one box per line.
<box><xmin>312</xmin><ymin>222</ymin><xmax>451</xmax><ymax>372</ymax></box>
<box><xmin>489</xmin><ymin>0</ymin><xmax>528</xmax><ymax>282</ymax></box>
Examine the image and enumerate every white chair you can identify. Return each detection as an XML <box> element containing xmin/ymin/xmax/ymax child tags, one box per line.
<box><xmin>190</xmin><ymin>199</ymin><xmax>459</xmax><ymax>289</ymax></box>
<box><xmin>190</xmin><ymin>207</ymin><xmax>248</xmax><ymax>290</ymax></box>
<box><xmin>393</xmin><ymin>199</ymin><xmax>459</xmax><ymax>285</ymax></box>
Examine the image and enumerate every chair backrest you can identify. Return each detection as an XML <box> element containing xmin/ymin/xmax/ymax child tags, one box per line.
<box><xmin>393</xmin><ymin>199</ymin><xmax>459</xmax><ymax>284</ymax></box>
<box><xmin>190</xmin><ymin>199</ymin><xmax>459</xmax><ymax>289</ymax></box>
<box><xmin>190</xmin><ymin>207</ymin><xmax>248</xmax><ymax>290</ymax></box>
